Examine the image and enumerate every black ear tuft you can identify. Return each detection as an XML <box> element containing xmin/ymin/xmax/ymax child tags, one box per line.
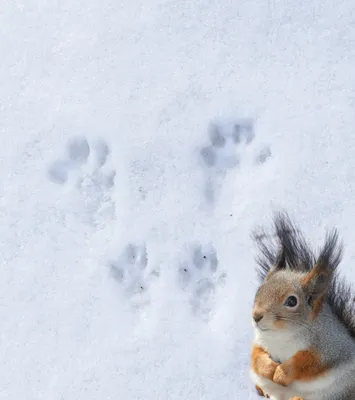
<box><xmin>251</xmin><ymin>210</ymin><xmax>315</xmax><ymax>281</ymax></box>
<box><xmin>317</xmin><ymin>229</ymin><xmax>343</xmax><ymax>273</ymax></box>
<box><xmin>301</xmin><ymin>229</ymin><xmax>343</xmax><ymax>299</ymax></box>
<box><xmin>273</xmin><ymin>245</ymin><xmax>286</xmax><ymax>271</ymax></box>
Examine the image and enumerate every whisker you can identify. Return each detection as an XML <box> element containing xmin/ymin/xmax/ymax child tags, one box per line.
<box><xmin>274</xmin><ymin>315</ymin><xmax>309</xmax><ymax>328</ymax></box>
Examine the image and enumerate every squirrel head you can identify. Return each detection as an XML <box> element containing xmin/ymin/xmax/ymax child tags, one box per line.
<box><xmin>252</xmin><ymin>246</ymin><xmax>332</xmax><ymax>332</ymax></box>
<box><xmin>251</xmin><ymin>212</ymin><xmax>343</xmax><ymax>333</ymax></box>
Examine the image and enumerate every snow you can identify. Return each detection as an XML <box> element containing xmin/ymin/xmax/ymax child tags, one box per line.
<box><xmin>1</xmin><ymin>1</ymin><xmax>355</xmax><ymax>399</ymax></box>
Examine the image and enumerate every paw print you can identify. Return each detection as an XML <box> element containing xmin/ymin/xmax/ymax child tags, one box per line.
<box><xmin>200</xmin><ymin>120</ymin><xmax>255</xmax><ymax>170</ymax></box>
<box><xmin>178</xmin><ymin>243</ymin><xmax>227</xmax><ymax>320</ymax></box>
<box><xmin>199</xmin><ymin>119</ymin><xmax>272</xmax><ymax>203</ymax></box>
<box><xmin>110</xmin><ymin>243</ymin><xmax>159</xmax><ymax>309</ymax></box>
<box><xmin>48</xmin><ymin>136</ymin><xmax>116</xmax><ymax>224</ymax></box>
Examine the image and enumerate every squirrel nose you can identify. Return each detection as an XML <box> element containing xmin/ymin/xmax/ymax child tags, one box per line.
<box><xmin>253</xmin><ymin>313</ymin><xmax>263</xmax><ymax>323</ymax></box>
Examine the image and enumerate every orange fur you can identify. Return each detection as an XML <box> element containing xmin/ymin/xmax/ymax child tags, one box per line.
<box><xmin>255</xmin><ymin>385</ymin><xmax>270</xmax><ymax>398</ymax></box>
<box><xmin>309</xmin><ymin>295</ymin><xmax>325</xmax><ymax>320</ymax></box>
<box><xmin>300</xmin><ymin>267</ymin><xmax>317</xmax><ymax>286</ymax></box>
<box><xmin>251</xmin><ymin>345</ymin><xmax>279</xmax><ymax>381</ymax></box>
<box><xmin>273</xmin><ymin>349</ymin><xmax>327</xmax><ymax>386</ymax></box>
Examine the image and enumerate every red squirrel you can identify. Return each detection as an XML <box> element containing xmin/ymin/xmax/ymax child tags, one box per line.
<box><xmin>250</xmin><ymin>212</ymin><xmax>355</xmax><ymax>400</ymax></box>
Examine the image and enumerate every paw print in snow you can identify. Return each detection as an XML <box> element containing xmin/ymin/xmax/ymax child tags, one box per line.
<box><xmin>200</xmin><ymin>120</ymin><xmax>255</xmax><ymax>169</ymax></box>
<box><xmin>199</xmin><ymin>119</ymin><xmax>272</xmax><ymax>203</ymax></box>
<box><xmin>178</xmin><ymin>243</ymin><xmax>226</xmax><ymax>320</ymax></box>
<box><xmin>48</xmin><ymin>136</ymin><xmax>116</xmax><ymax>224</ymax></box>
<box><xmin>110</xmin><ymin>243</ymin><xmax>159</xmax><ymax>309</ymax></box>
<box><xmin>48</xmin><ymin>137</ymin><xmax>91</xmax><ymax>184</ymax></box>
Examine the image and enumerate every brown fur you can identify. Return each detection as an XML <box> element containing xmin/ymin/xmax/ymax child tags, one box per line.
<box><xmin>251</xmin><ymin>345</ymin><xmax>279</xmax><ymax>381</ymax></box>
<box><xmin>309</xmin><ymin>295</ymin><xmax>325</xmax><ymax>320</ymax></box>
<box><xmin>273</xmin><ymin>349</ymin><xmax>327</xmax><ymax>386</ymax></box>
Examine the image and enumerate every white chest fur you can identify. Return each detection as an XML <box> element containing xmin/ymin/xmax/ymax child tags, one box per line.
<box><xmin>254</xmin><ymin>327</ymin><xmax>309</xmax><ymax>363</ymax></box>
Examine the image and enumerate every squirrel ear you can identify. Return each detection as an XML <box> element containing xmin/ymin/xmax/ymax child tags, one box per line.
<box><xmin>301</xmin><ymin>261</ymin><xmax>331</xmax><ymax>299</ymax></box>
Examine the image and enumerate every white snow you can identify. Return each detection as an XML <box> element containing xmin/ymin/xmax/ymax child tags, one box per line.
<box><xmin>1</xmin><ymin>1</ymin><xmax>355</xmax><ymax>399</ymax></box>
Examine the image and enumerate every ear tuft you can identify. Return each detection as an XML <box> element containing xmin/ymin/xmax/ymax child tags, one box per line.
<box><xmin>274</xmin><ymin>244</ymin><xmax>286</xmax><ymax>271</ymax></box>
<box><xmin>317</xmin><ymin>229</ymin><xmax>343</xmax><ymax>272</ymax></box>
<box><xmin>265</xmin><ymin>245</ymin><xmax>286</xmax><ymax>280</ymax></box>
<box><xmin>301</xmin><ymin>229</ymin><xmax>342</xmax><ymax>300</ymax></box>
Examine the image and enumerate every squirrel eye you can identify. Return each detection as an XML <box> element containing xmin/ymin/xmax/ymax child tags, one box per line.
<box><xmin>284</xmin><ymin>295</ymin><xmax>298</xmax><ymax>307</ymax></box>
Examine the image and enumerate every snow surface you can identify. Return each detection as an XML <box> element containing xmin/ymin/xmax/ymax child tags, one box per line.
<box><xmin>1</xmin><ymin>1</ymin><xmax>355</xmax><ymax>399</ymax></box>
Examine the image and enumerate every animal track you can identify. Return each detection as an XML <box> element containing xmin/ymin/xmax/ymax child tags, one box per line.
<box><xmin>48</xmin><ymin>136</ymin><xmax>116</xmax><ymax>224</ymax></box>
<box><xmin>110</xmin><ymin>243</ymin><xmax>159</xmax><ymax>309</ymax></box>
<box><xmin>178</xmin><ymin>243</ymin><xmax>226</xmax><ymax>320</ymax></box>
<box><xmin>199</xmin><ymin>119</ymin><xmax>272</xmax><ymax>203</ymax></box>
<box><xmin>200</xmin><ymin>120</ymin><xmax>254</xmax><ymax>169</ymax></box>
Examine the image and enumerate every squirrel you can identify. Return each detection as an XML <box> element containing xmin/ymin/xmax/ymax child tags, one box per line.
<box><xmin>249</xmin><ymin>212</ymin><xmax>355</xmax><ymax>400</ymax></box>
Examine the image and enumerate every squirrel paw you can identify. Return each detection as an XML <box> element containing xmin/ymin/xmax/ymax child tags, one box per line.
<box><xmin>258</xmin><ymin>358</ymin><xmax>279</xmax><ymax>381</ymax></box>
<box><xmin>273</xmin><ymin>365</ymin><xmax>293</xmax><ymax>387</ymax></box>
<box><xmin>255</xmin><ymin>385</ymin><xmax>270</xmax><ymax>398</ymax></box>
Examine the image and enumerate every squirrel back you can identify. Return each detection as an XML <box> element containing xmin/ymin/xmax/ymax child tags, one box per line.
<box><xmin>250</xmin><ymin>212</ymin><xmax>355</xmax><ymax>400</ymax></box>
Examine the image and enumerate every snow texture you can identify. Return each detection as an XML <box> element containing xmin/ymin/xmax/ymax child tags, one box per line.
<box><xmin>1</xmin><ymin>1</ymin><xmax>355</xmax><ymax>399</ymax></box>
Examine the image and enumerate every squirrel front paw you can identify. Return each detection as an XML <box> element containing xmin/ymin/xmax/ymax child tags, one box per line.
<box><xmin>273</xmin><ymin>364</ymin><xmax>293</xmax><ymax>387</ymax></box>
<box><xmin>259</xmin><ymin>358</ymin><xmax>279</xmax><ymax>381</ymax></box>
